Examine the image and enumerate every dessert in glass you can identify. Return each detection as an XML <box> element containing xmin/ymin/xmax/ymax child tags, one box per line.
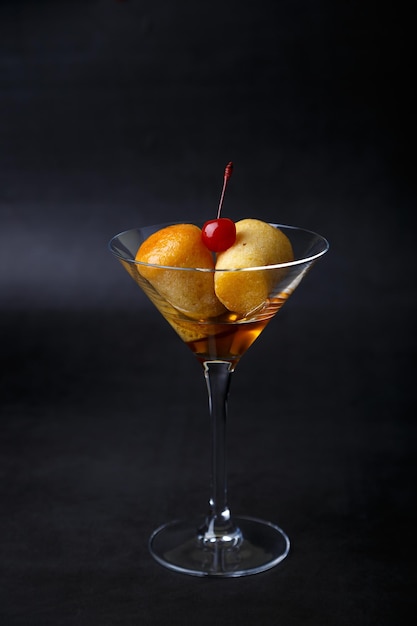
<box><xmin>108</xmin><ymin>164</ymin><xmax>329</xmax><ymax>577</ymax></box>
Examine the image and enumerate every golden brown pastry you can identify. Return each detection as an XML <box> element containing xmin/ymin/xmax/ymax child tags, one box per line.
<box><xmin>214</xmin><ymin>219</ymin><xmax>294</xmax><ymax>315</ymax></box>
<box><xmin>135</xmin><ymin>223</ymin><xmax>225</xmax><ymax>319</ymax></box>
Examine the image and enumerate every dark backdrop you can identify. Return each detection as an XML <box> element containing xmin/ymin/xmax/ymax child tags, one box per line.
<box><xmin>1</xmin><ymin>1</ymin><xmax>415</xmax><ymax>625</ymax></box>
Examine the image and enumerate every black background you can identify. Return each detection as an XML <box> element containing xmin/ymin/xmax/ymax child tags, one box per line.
<box><xmin>1</xmin><ymin>1</ymin><xmax>416</xmax><ymax>624</ymax></box>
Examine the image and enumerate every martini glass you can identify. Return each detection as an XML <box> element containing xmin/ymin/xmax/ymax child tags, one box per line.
<box><xmin>109</xmin><ymin>222</ymin><xmax>329</xmax><ymax>577</ymax></box>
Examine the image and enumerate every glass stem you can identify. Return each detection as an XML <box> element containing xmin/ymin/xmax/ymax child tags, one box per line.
<box><xmin>201</xmin><ymin>361</ymin><xmax>241</xmax><ymax>546</ymax></box>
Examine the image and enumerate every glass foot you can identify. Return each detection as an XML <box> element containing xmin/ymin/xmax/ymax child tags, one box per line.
<box><xmin>149</xmin><ymin>516</ymin><xmax>290</xmax><ymax>577</ymax></box>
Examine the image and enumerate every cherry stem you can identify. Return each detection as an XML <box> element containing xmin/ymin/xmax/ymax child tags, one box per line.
<box><xmin>217</xmin><ymin>162</ymin><xmax>233</xmax><ymax>219</ymax></box>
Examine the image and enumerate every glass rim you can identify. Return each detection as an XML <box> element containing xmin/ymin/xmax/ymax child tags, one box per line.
<box><xmin>108</xmin><ymin>222</ymin><xmax>330</xmax><ymax>272</ymax></box>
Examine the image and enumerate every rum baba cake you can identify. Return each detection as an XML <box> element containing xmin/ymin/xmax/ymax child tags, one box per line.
<box><xmin>135</xmin><ymin>223</ymin><xmax>225</xmax><ymax>319</ymax></box>
<box><xmin>214</xmin><ymin>219</ymin><xmax>294</xmax><ymax>315</ymax></box>
<box><xmin>136</xmin><ymin>219</ymin><xmax>294</xmax><ymax>319</ymax></box>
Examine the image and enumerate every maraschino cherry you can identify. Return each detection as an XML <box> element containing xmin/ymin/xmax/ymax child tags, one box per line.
<box><xmin>202</xmin><ymin>162</ymin><xmax>236</xmax><ymax>252</ymax></box>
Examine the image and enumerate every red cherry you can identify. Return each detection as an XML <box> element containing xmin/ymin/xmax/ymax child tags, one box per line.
<box><xmin>202</xmin><ymin>217</ymin><xmax>236</xmax><ymax>252</ymax></box>
<box><xmin>202</xmin><ymin>161</ymin><xmax>236</xmax><ymax>252</ymax></box>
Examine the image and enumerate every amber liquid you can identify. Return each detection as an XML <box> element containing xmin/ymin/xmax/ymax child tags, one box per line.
<box><xmin>164</xmin><ymin>294</ymin><xmax>289</xmax><ymax>369</ymax></box>
<box><xmin>186</xmin><ymin>318</ymin><xmax>270</xmax><ymax>368</ymax></box>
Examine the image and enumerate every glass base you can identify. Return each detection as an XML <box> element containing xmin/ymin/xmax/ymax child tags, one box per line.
<box><xmin>149</xmin><ymin>516</ymin><xmax>290</xmax><ymax>577</ymax></box>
